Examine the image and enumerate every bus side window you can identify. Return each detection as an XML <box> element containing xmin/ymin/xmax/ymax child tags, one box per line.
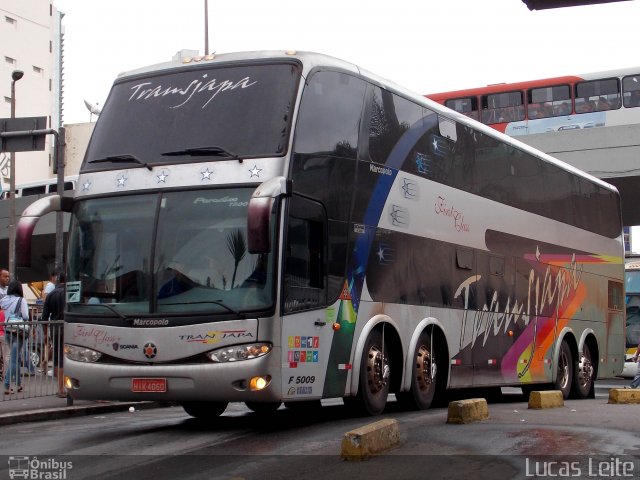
<box><xmin>622</xmin><ymin>75</ymin><xmax>640</xmax><ymax>108</ymax></box>
<box><xmin>21</xmin><ymin>185</ymin><xmax>46</xmax><ymax>196</ymax></box>
<box><xmin>283</xmin><ymin>195</ymin><xmax>327</xmax><ymax>313</ymax></box>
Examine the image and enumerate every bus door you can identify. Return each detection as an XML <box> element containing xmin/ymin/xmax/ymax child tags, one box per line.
<box><xmin>280</xmin><ymin>195</ymin><xmax>334</xmax><ymax>401</ymax></box>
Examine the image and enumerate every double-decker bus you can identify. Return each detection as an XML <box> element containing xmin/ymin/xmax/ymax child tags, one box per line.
<box><xmin>17</xmin><ymin>51</ymin><xmax>625</xmax><ymax>418</ymax></box>
<box><xmin>426</xmin><ymin>67</ymin><xmax>640</xmax><ymax>137</ymax></box>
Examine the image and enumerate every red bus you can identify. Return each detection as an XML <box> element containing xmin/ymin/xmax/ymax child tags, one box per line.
<box><xmin>427</xmin><ymin>67</ymin><xmax>640</xmax><ymax>137</ymax></box>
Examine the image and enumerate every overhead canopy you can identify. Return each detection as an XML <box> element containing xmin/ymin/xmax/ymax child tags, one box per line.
<box><xmin>522</xmin><ymin>0</ymin><xmax>630</xmax><ymax>10</ymax></box>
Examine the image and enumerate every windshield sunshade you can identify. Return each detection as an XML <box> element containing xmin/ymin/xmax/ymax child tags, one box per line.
<box><xmin>82</xmin><ymin>62</ymin><xmax>300</xmax><ymax>172</ymax></box>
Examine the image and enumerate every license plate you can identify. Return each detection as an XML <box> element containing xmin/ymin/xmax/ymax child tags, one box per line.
<box><xmin>131</xmin><ymin>378</ymin><xmax>166</xmax><ymax>393</ymax></box>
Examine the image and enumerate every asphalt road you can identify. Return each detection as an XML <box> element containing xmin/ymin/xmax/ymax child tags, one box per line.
<box><xmin>0</xmin><ymin>379</ymin><xmax>638</xmax><ymax>480</ymax></box>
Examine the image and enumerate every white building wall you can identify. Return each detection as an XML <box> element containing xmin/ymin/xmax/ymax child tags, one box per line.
<box><xmin>0</xmin><ymin>0</ymin><xmax>61</xmax><ymax>186</ymax></box>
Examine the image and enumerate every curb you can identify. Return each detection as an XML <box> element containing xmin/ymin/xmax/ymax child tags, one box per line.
<box><xmin>608</xmin><ymin>388</ymin><xmax>640</xmax><ymax>404</ymax></box>
<box><xmin>446</xmin><ymin>398</ymin><xmax>489</xmax><ymax>424</ymax></box>
<box><xmin>0</xmin><ymin>401</ymin><xmax>170</xmax><ymax>426</ymax></box>
<box><xmin>341</xmin><ymin>418</ymin><xmax>400</xmax><ymax>460</ymax></box>
<box><xmin>528</xmin><ymin>390</ymin><xmax>564</xmax><ymax>409</ymax></box>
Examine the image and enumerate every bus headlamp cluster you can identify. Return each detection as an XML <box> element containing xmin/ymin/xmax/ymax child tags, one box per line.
<box><xmin>64</xmin><ymin>344</ymin><xmax>102</xmax><ymax>363</ymax></box>
<box><xmin>206</xmin><ymin>343</ymin><xmax>272</xmax><ymax>363</ymax></box>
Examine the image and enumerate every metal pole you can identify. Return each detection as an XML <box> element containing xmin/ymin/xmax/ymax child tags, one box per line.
<box><xmin>54</xmin><ymin>129</ymin><xmax>64</xmax><ymax>273</ymax></box>
<box><xmin>204</xmin><ymin>0</ymin><xmax>209</xmax><ymax>55</ymax></box>
<box><xmin>8</xmin><ymin>72</ymin><xmax>22</xmax><ymax>279</ymax></box>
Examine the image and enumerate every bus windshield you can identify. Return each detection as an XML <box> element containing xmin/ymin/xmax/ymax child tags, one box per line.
<box><xmin>82</xmin><ymin>61</ymin><xmax>300</xmax><ymax>172</ymax></box>
<box><xmin>66</xmin><ymin>188</ymin><xmax>275</xmax><ymax>316</ymax></box>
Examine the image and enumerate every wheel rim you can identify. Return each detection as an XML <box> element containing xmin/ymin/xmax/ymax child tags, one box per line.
<box><xmin>558</xmin><ymin>348</ymin><xmax>570</xmax><ymax>390</ymax></box>
<box><xmin>577</xmin><ymin>347</ymin><xmax>593</xmax><ymax>390</ymax></box>
<box><xmin>366</xmin><ymin>344</ymin><xmax>389</xmax><ymax>394</ymax></box>
<box><xmin>416</xmin><ymin>345</ymin><xmax>433</xmax><ymax>391</ymax></box>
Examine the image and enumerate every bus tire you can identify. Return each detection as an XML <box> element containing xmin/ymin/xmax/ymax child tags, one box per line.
<box><xmin>398</xmin><ymin>331</ymin><xmax>436</xmax><ymax>410</ymax></box>
<box><xmin>573</xmin><ymin>343</ymin><xmax>594</xmax><ymax>399</ymax></box>
<box><xmin>182</xmin><ymin>401</ymin><xmax>228</xmax><ymax>419</ymax></box>
<box><xmin>353</xmin><ymin>328</ymin><xmax>391</xmax><ymax>416</ymax></box>
<box><xmin>554</xmin><ymin>340</ymin><xmax>573</xmax><ymax>399</ymax></box>
<box><xmin>245</xmin><ymin>401</ymin><xmax>282</xmax><ymax>414</ymax></box>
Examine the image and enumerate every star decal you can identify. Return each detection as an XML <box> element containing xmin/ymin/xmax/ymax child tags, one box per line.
<box><xmin>201</xmin><ymin>168</ymin><xmax>213</xmax><ymax>180</ymax></box>
<box><xmin>377</xmin><ymin>246</ymin><xmax>386</xmax><ymax>262</ymax></box>
<box><xmin>82</xmin><ymin>180</ymin><xmax>92</xmax><ymax>192</ymax></box>
<box><xmin>116</xmin><ymin>174</ymin><xmax>128</xmax><ymax>187</ymax></box>
<box><xmin>157</xmin><ymin>170</ymin><xmax>169</xmax><ymax>183</ymax></box>
<box><xmin>249</xmin><ymin>165</ymin><xmax>262</xmax><ymax>178</ymax></box>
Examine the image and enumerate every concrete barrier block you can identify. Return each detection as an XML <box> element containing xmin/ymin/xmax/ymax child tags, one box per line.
<box><xmin>528</xmin><ymin>390</ymin><xmax>564</xmax><ymax>409</ymax></box>
<box><xmin>446</xmin><ymin>398</ymin><xmax>489</xmax><ymax>424</ymax></box>
<box><xmin>341</xmin><ymin>418</ymin><xmax>400</xmax><ymax>460</ymax></box>
<box><xmin>608</xmin><ymin>388</ymin><xmax>640</xmax><ymax>404</ymax></box>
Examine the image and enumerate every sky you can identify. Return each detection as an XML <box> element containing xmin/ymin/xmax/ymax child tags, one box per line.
<box><xmin>54</xmin><ymin>0</ymin><xmax>640</xmax><ymax>125</ymax></box>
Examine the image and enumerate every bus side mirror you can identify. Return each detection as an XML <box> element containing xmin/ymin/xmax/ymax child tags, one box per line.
<box><xmin>16</xmin><ymin>195</ymin><xmax>74</xmax><ymax>267</ymax></box>
<box><xmin>247</xmin><ymin>177</ymin><xmax>290</xmax><ymax>254</ymax></box>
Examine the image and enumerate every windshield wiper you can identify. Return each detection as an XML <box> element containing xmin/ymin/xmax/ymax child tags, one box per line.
<box><xmin>159</xmin><ymin>300</ymin><xmax>245</xmax><ymax>318</ymax></box>
<box><xmin>81</xmin><ymin>302</ymin><xmax>128</xmax><ymax>319</ymax></box>
<box><xmin>88</xmin><ymin>154</ymin><xmax>152</xmax><ymax>171</ymax></box>
<box><xmin>161</xmin><ymin>146</ymin><xmax>243</xmax><ymax>162</ymax></box>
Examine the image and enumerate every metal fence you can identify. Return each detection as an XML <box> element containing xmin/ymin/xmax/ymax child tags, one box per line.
<box><xmin>1</xmin><ymin>319</ymin><xmax>64</xmax><ymax>400</ymax></box>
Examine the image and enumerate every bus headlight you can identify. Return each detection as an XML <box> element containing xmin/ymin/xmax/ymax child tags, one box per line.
<box><xmin>64</xmin><ymin>344</ymin><xmax>102</xmax><ymax>363</ymax></box>
<box><xmin>206</xmin><ymin>343</ymin><xmax>272</xmax><ymax>363</ymax></box>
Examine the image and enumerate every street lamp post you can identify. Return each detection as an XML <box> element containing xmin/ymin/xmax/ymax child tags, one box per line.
<box><xmin>8</xmin><ymin>69</ymin><xmax>24</xmax><ymax>279</ymax></box>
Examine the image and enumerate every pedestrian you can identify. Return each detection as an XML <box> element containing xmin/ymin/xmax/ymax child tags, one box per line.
<box><xmin>0</xmin><ymin>267</ymin><xmax>9</xmax><ymax>383</ymax></box>
<box><xmin>39</xmin><ymin>268</ymin><xmax>60</xmax><ymax>373</ymax></box>
<box><xmin>42</xmin><ymin>271</ymin><xmax>66</xmax><ymax>397</ymax></box>
<box><xmin>41</xmin><ymin>270</ymin><xmax>57</xmax><ymax>300</ymax></box>
<box><xmin>627</xmin><ymin>341</ymin><xmax>640</xmax><ymax>389</ymax></box>
<box><xmin>2</xmin><ymin>280</ymin><xmax>29</xmax><ymax>395</ymax></box>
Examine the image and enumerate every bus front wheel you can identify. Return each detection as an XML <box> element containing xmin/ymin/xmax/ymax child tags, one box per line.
<box><xmin>554</xmin><ymin>340</ymin><xmax>573</xmax><ymax>399</ymax></box>
<box><xmin>352</xmin><ymin>329</ymin><xmax>390</xmax><ymax>416</ymax></box>
<box><xmin>182</xmin><ymin>401</ymin><xmax>228</xmax><ymax>420</ymax></box>
<box><xmin>397</xmin><ymin>331</ymin><xmax>437</xmax><ymax>410</ymax></box>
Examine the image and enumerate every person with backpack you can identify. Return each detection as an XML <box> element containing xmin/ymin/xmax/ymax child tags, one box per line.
<box><xmin>2</xmin><ymin>280</ymin><xmax>29</xmax><ymax>395</ymax></box>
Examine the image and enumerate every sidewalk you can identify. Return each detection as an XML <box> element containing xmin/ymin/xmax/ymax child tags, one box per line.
<box><xmin>0</xmin><ymin>392</ymin><xmax>167</xmax><ymax>426</ymax></box>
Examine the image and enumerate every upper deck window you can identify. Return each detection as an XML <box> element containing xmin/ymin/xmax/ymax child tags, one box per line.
<box><xmin>82</xmin><ymin>61</ymin><xmax>301</xmax><ymax>172</ymax></box>
<box><xmin>622</xmin><ymin>74</ymin><xmax>640</xmax><ymax>108</ymax></box>
<box><xmin>481</xmin><ymin>91</ymin><xmax>525</xmax><ymax>124</ymax></box>
<box><xmin>575</xmin><ymin>78</ymin><xmax>621</xmax><ymax>113</ymax></box>
<box><xmin>527</xmin><ymin>85</ymin><xmax>571</xmax><ymax>119</ymax></box>
<box><xmin>444</xmin><ymin>97</ymin><xmax>479</xmax><ymax>121</ymax></box>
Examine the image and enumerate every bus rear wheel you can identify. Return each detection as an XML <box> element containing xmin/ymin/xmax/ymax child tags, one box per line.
<box><xmin>182</xmin><ymin>401</ymin><xmax>228</xmax><ymax>420</ymax></box>
<box><xmin>398</xmin><ymin>331</ymin><xmax>437</xmax><ymax>410</ymax></box>
<box><xmin>554</xmin><ymin>340</ymin><xmax>573</xmax><ymax>399</ymax></box>
<box><xmin>245</xmin><ymin>401</ymin><xmax>282</xmax><ymax>414</ymax></box>
<box><xmin>351</xmin><ymin>329</ymin><xmax>390</xmax><ymax>416</ymax></box>
<box><xmin>573</xmin><ymin>343</ymin><xmax>594</xmax><ymax>399</ymax></box>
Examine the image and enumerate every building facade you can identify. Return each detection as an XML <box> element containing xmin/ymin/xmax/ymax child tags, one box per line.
<box><xmin>0</xmin><ymin>0</ymin><xmax>63</xmax><ymax>186</ymax></box>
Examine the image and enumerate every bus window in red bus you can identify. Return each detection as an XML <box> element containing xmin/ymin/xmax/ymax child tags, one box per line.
<box><xmin>622</xmin><ymin>74</ymin><xmax>640</xmax><ymax>108</ymax></box>
<box><xmin>444</xmin><ymin>97</ymin><xmax>479</xmax><ymax>120</ymax></box>
<box><xmin>527</xmin><ymin>84</ymin><xmax>571</xmax><ymax>119</ymax></box>
<box><xmin>575</xmin><ymin>78</ymin><xmax>621</xmax><ymax>113</ymax></box>
<box><xmin>481</xmin><ymin>91</ymin><xmax>524</xmax><ymax>124</ymax></box>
